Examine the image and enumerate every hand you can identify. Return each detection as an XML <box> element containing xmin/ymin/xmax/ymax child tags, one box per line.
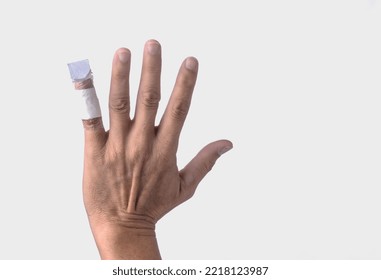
<box><xmin>80</xmin><ymin>40</ymin><xmax>232</xmax><ymax>259</ymax></box>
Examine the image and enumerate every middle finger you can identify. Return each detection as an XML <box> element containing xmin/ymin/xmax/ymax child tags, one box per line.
<box><xmin>133</xmin><ymin>40</ymin><xmax>162</xmax><ymax>136</ymax></box>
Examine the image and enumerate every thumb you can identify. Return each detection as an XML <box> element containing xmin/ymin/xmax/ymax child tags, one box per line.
<box><xmin>180</xmin><ymin>140</ymin><xmax>233</xmax><ymax>191</ymax></box>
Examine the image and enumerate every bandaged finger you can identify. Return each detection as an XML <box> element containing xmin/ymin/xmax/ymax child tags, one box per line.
<box><xmin>67</xmin><ymin>59</ymin><xmax>102</xmax><ymax>120</ymax></box>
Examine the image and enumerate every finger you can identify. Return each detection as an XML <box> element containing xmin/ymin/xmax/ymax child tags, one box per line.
<box><xmin>180</xmin><ymin>140</ymin><xmax>233</xmax><ymax>192</ymax></box>
<box><xmin>79</xmin><ymin>85</ymin><xmax>106</xmax><ymax>151</ymax></box>
<box><xmin>67</xmin><ymin>59</ymin><xmax>106</xmax><ymax>151</ymax></box>
<box><xmin>109</xmin><ymin>48</ymin><xmax>132</xmax><ymax>140</ymax></box>
<box><xmin>133</xmin><ymin>40</ymin><xmax>162</xmax><ymax>135</ymax></box>
<box><xmin>157</xmin><ymin>57</ymin><xmax>198</xmax><ymax>151</ymax></box>
<box><xmin>82</xmin><ymin>117</ymin><xmax>106</xmax><ymax>152</ymax></box>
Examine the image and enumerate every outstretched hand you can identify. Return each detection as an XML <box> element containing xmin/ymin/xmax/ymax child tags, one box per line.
<box><xmin>80</xmin><ymin>40</ymin><xmax>232</xmax><ymax>259</ymax></box>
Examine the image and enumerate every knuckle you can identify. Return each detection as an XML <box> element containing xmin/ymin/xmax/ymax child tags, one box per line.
<box><xmin>109</xmin><ymin>97</ymin><xmax>130</xmax><ymax>114</ymax></box>
<box><xmin>146</xmin><ymin>63</ymin><xmax>161</xmax><ymax>74</ymax></box>
<box><xmin>201</xmin><ymin>159</ymin><xmax>216</xmax><ymax>174</ymax></box>
<box><xmin>82</xmin><ymin>117</ymin><xmax>103</xmax><ymax>130</ymax></box>
<box><xmin>156</xmin><ymin>150</ymin><xmax>174</xmax><ymax>167</ymax></box>
<box><xmin>113</xmin><ymin>66</ymin><xmax>130</xmax><ymax>81</ymax></box>
<box><xmin>171</xmin><ymin>100</ymin><xmax>189</xmax><ymax>120</ymax></box>
<box><xmin>140</xmin><ymin>89</ymin><xmax>160</xmax><ymax>109</ymax></box>
<box><xmin>114</xmin><ymin>71</ymin><xmax>128</xmax><ymax>80</ymax></box>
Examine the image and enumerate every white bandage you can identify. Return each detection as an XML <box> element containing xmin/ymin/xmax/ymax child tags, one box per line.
<box><xmin>67</xmin><ymin>59</ymin><xmax>102</xmax><ymax>120</ymax></box>
<box><xmin>78</xmin><ymin>88</ymin><xmax>102</xmax><ymax>120</ymax></box>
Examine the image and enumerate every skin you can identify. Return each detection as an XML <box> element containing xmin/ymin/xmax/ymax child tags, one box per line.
<box><xmin>80</xmin><ymin>39</ymin><xmax>233</xmax><ymax>259</ymax></box>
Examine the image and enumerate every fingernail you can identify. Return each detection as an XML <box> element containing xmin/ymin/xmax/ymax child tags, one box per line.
<box><xmin>147</xmin><ymin>42</ymin><xmax>161</xmax><ymax>55</ymax></box>
<box><xmin>118</xmin><ymin>51</ymin><xmax>130</xmax><ymax>63</ymax></box>
<box><xmin>185</xmin><ymin>57</ymin><xmax>198</xmax><ymax>72</ymax></box>
<box><xmin>218</xmin><ymin>145</ymin><xmax>233</xmax><ymax>156</ymax></box>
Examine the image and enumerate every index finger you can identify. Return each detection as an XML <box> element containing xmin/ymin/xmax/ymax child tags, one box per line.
<box><xmin>108</xmin><ymin>48</ymin><xmax>132</xmax><ymax>141</ymax></box>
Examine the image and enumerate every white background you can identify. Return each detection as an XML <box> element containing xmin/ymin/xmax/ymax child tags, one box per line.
<box><xmin>0</xmin><ymin>0</ymin><xmax>380</xmax><ymax>259</ymax></box>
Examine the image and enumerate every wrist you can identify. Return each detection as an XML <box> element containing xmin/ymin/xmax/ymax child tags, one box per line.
<box><xmin>88</xmin><ymin>214</ymin><xmax>161</xmax><ymax>260</ymax></box>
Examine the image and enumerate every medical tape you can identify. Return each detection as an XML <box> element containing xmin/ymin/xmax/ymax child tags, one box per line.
<box><xmin>67</xmin><ymin>59</ymin><xmax>102</xmax><ymax>120</ymax></box>
<box><xmin>77</xmin><ymin>87</ymin><xmax>102</xmax><ymax>120</ymax></box>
